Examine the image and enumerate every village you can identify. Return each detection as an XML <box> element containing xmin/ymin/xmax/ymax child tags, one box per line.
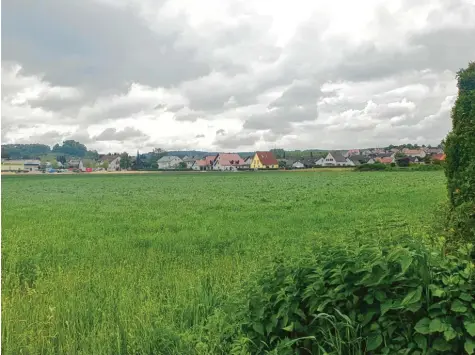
<box><xmin>1</xmin><ymin>146</ymin><xmax>446</xmax><ymax>173</ymax></box>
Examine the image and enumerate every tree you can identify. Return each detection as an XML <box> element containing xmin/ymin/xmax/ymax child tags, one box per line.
<box><xmin>119</xmin><ymin>152</ymin><xmax>131</xmax><ymax>170</ymax></box>
<box><xmin>423</xmin><ymin>155</ymin><xmax>432</xmax><ymax>165</ymax></box>
<box><xmin>278</xmin><ymin>160</ymin><xmax>287</xmax><ymax>169</ymax></box>
<box><xmin>444</xmin><ymin>61</ymin><xmax>475</xmax><ymax>240</ymax></box>
<box><xmin>102</xmin><ymin>161</ymin><xmax>109</xmax><ymax>170</ymax></box>
<box><xmin>396</xmin><ymin>157</ymin><xmax>410</xmax><ymax>167</ymax></box>
<box><xmin>132</xmin><ymin>150</ymin><xmax>142</xmax><ymax>170</ymax></box>
<box><xmin>270</xmin><ymin>149</ymin><xmax>285</xmax><ymax>159</ymax></box>
<box><xmin>52</xmin><ymin>140</ymin><xmax>87</xmax><ymax>157</ymax></box>
<box><xmin>178</xmin><ymin>161</ymin><xmax>187</xmax><ymax>169</ymax></box>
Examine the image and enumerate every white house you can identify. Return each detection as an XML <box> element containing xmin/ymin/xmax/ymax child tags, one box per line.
<box><xmin>182</xmin><ymin>156</ymin><xmax>196</xmax><ymax>169</ymax></box>
<box><xmin>107</xmin><ymin>156</ymin><xmax>121</xmax><ymax>171</ymax></box>
<box><xmin>315</xmin><ymin>157</ymin><xmax>325</xmax><ymax>166</ymax></box>
<box><xmin>323</xmin><ymin>151</ymin><xmax>354</xmax><ymax>166</ymax></box>
<box><xmin>157</xmin><ymin>156</ymin><xmax>182</xmax><ymax>169</ymax></box>
<box><xmin>292</xmin><ymin>161</ymin><xmax>305</xmax><ymax>169</ymax></box>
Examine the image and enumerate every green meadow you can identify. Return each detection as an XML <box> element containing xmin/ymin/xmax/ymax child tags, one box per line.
<box><xmin>1</xmin><ymin>171</ymin><xmax>446</xmax><ymax>354</ymax></box>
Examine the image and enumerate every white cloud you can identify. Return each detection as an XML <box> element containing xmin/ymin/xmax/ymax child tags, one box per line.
<box><xmin>2</xmin><ymin>0</ymin><xmax>474</xmax><ymax>152</ymax></box>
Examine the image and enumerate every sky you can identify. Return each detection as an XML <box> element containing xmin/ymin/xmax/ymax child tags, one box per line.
<box><xmin>1</xmin><ymin>0</ymin><xmax>475</xmax><ymax>153</ymax></box>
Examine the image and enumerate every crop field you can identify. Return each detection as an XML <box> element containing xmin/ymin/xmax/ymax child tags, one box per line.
<box><xmin>1</xmin><ymin>171</ymin><xmax>446</xmax><ymax>354</ymax></box>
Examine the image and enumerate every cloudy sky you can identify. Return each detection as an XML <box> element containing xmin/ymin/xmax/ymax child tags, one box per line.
<box><xmin>2</xmin><ymin>0</ymin><xmax>474</xmax><ymax>153</ymax></box>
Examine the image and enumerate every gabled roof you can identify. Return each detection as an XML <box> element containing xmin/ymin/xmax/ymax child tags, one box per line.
<box><xmin>157</xmin><ymin>155</ymin><xmax>182</xmax><ymax>162</ymax></box>
<box><xmin>255</xmin><ymin>151</ymin><xmax>278</xmax><ymax>165</ymax></box>
<box><xmin>328</xmin><ymin>151</ymin><xmax>347</xmax><ymax>163</ymax></box>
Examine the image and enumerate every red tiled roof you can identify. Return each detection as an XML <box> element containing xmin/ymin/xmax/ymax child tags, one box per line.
<box><xmin>215</xmin><ymin>153</ymin><xmax>243</xmax><ymax>166</ymax></box>
<box><xmin>432</xmin><ymin>153</ymin><xmax>446</xmax><ymax>161</ymax></box>
<box><xmin>203</xmin><ymin>155</ymin><xmax>217</xmax><ymax>165</ymax></box>
<box><xmin>256</xmin><ymin>151</ymin><xmax>278</xmax><ymax>166</ymax></box>
<box><xmin>377</xmin><ymin>157</ymin><xmax>394</xmax><ymax>164</ymax></box>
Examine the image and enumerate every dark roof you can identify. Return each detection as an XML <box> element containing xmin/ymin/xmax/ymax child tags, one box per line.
<box><xmin>256</xmin><ymin>151</ymin><xmax>278</xmax><ymax>165</ymax></box>
<box><xmin>329</xmin><ymin>151</ymin><xmax>347</xmax><ymax>163</ymax></box>
<box><xmin>349</xmin><ymin>155</ymin><xmax>369</xmax><ymax>163</ymax></box>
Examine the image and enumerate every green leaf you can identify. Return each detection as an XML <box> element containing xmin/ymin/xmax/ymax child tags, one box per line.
<box><xmin>451</xmin><ymin>299</ymin><xmax>468</xmax><ymax>313</ymax></box>
<box><xmin>432</xmin><ymin>337</ymin><xmax>451</xmax><ymax>351</ymax></box>
<box><xmin>381</xmin><ymin>301</ymin><xmax>393</xmax><ymax>316</ymax></box>
<box><xmin>252</xmin><ymin>323</ymin><xmax>265</xmax><ymax>335</ymax></box>
<box><xmin>414</xmin><ymin>334</ymin><xmax>427</xmax><ymax>350</ymax></box>
<box><xmin>402</xmin><ymin>286</ymin><xmax>422</xmax><ymax>305</ymax></box>
<box><xmin>398</xmin><ymin>252</ymin><xmax>412</xmax><ymax>274</ymax></box>
<box><xmin>465</xmin><ymin>339</ymin><xmax>475</xmax><ymax>355</ymax></box>
<box><xmin>429</xmin><ymin>318</ymin><xmax>444</xmax><ymax>333</ymax></box>
<box><xmin>443</xmin><ymin>327</ymin><xmax>457</xmax><ymax>341</ymax></box>
<box><xmin>429</xmin><ymin>284</ymin><xmax>445</xmax><ymax>297</ymax></box>
<box><xmin>366</xmin><ymin>334</ymin><xmax>383</xmax><ymax>351</ymax></box>
<box><xmin>459</xmin><ymin>293</ymin><xmax>473</xmax><ymax>302</ymax></box>
<box><xmin>282</xmin><ymin>322</ymin><xmax>294</xmax><ymax>332</ymax></box>
<box><xmin>465</xmin><ymin>321</ymin><xmax>475</xmax><ymax>337</ymax></box>
<box><xmin>415</xmin><ymin>318</ymin><xmax>431</xmax><ymax>335</ymax></box>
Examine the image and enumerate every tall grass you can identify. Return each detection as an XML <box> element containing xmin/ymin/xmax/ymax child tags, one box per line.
<box><xmin>1</xmin><ymin>171</ymin><xmax>446</xmax><ymax>354</ymax></box>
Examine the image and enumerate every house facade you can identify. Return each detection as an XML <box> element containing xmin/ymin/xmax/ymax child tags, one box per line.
<box><xmin>23</xmin><ymin>160</ymin><xmax>41</xmax><ymax>171</ymax></box>
<box><xmin>213</xmin><ymin>153</ymin><xmax>245</xmax><ymax>171</ymax></box>
<box><xmin>68</xmin><ymin>160</ymin><xmax>85</xmax><ymax>171</ymax></box>
<box><xmin>1</xmin><ymin>160</ymin><xmax>25</xmax><ymax>171</ymax></box>
<box><xmin>157</xmin><ymin>156</ymin><xmax>182</xmax><ymax>169</ymax></box>
<box><xmin>107</xmin><ymin>156</ymin><xmax>121</xmax><ymax>171</ymax></box>
<box><xmin>323</xmin><ymin>151</ymin><xmax>354</xmax><ymax>166</ymax></box>
<box><xmin>402</xmin><ymin>148</ymin><xmax>426</xmax><ymax>158</ymax></box>
<box><xmin>250</xmin><ymin>151</ymin><xmax>279</xmax><ymax>169</ymax></box>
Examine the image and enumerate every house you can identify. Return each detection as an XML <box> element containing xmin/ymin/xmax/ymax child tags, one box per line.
<box><xmin>1</xmin><ymin>160</ymin><xmax>25</xmax><ymax>172</ymax></box>
<box><xmin>348</xmin><ymin>155</ymin><xmax>369</xmax><ymax>166</ymax></box>
<box><xmin>323</xmin><ymin>151</ymin><xmax>354</xmax><ymax>166</ymax></box>
<box><xmin>108</xmin><ymin>156</ymin><xmax>121</xmax><ymax>171</ymax></box>
<box><xmin>213</xmin><ymin>153</ymin><xmax>245</xmax><ymax>171</ymax></box>
<box><xmin>367</xmin><ymin>158</ymin><xmax>376</xmax><ymax>164</ymax></box>
<box><xmin>182</xmin><ymin>156</ymin><xmax>197</xmax><ymax>169</ymax></box>
<box><xmin>23</xmin><ymin>160</ymin><xmax>41</xmax><ymax>171</ymax></box>
<box><xmin>402</xmin><ymin>148</ymin><xmax>426</xmax><ymax>158</ymax></box>
<box><xmin>202</xmin><ymin>155</ymin><xmax>217</xmax><ymax>170</ymax></box>
<box><xmin>302</xmin><ymin>158</ymin><xmax>319</xmax><ymax>168</ymax></box>
<box><xmin>191</xmin><ymin>159</ymin><xmax>207</xmax><ymax>171</ymax></box>
<box><xmin>250</xmin><ymin>151</ymin><xmax>279</xmax><ymax>169</ymax></box>
<box><xmin>157</xmin><ymin>156</ymin><xmax>182</xmax><ymax>169</ymax></box>
<box><xmin>315</xmin><ymin>157</ymin><xmax>325</xmax><ymax>166</ymax></box>
<box><xmin>292</xmin><ymin>161</ymin><xmax>305</xmax><ymax>169</ymax></box>
<box><xmin>68</xmin><ymin>160</ymin><xmax>85</xmax><ymax>171</ymax></box>
<box><xmin>362</xmin><ymin>150</ymin><xmax>372</xmax><ymax>156</ymax></box>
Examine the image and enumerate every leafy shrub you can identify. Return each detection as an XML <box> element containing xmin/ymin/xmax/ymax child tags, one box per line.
<box><xmin>354</xmin><ymin>163</ymin><xmax>387</xmax><ymax>171</ymax></box>
<box><xmin>444</xmin><ymin>61</ymin><xmax>475</xmax><ymax>244</ymax></box>
<box><xmin>235</xmin><ymin>237</ymin><xmax>475</xmax><ymax>354</ymax></box>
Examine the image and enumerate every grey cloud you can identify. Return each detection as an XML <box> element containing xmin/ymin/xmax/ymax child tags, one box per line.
<box><xmin>94</xmin><ymin>127</ymin><xmax>148</xmax><ymax>141</ymax></box>
<box><xmin>195</xmin><ymin>134</ymin><xmax>205</xmax><ymax>138</ymax></box>
<box><xmin>243</xmin><ymin>105</ymin><xmax>318</xmax><ymax>133</ymax></box>
<box><xmin>215</xmin><ymin>129</ymin><xmax>226</xmax><ymax>136</ymax></box>
<box><xmin>2</xmin><ymin>0</ymin><xmax>210</xmax><ymax>97</ymax></box>
<box><xmin>213</xmin><ymin>132</ymin><xmax>261</xmax><ymax>150</ymax></box>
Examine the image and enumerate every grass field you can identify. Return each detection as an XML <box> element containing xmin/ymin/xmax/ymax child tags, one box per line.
<box><xmin>1</xmin><ymin>171</ymin><xmax>447</xmax><ymax>354</ymax></box>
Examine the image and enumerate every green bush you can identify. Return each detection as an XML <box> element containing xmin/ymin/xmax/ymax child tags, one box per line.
<box><xmin>234</xmin><ymin>237</ymin><xmax>475</xmax><ymax>354</ymax></box>
<box><xmin>354</xmin><ymin>163</ymin><xmax>387</xmax><ymax>171</ymax></box>
<box><xmin>444</xmin><ymin>62</ymin><xmax>475</xmax><ymax>243</ymax></box>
